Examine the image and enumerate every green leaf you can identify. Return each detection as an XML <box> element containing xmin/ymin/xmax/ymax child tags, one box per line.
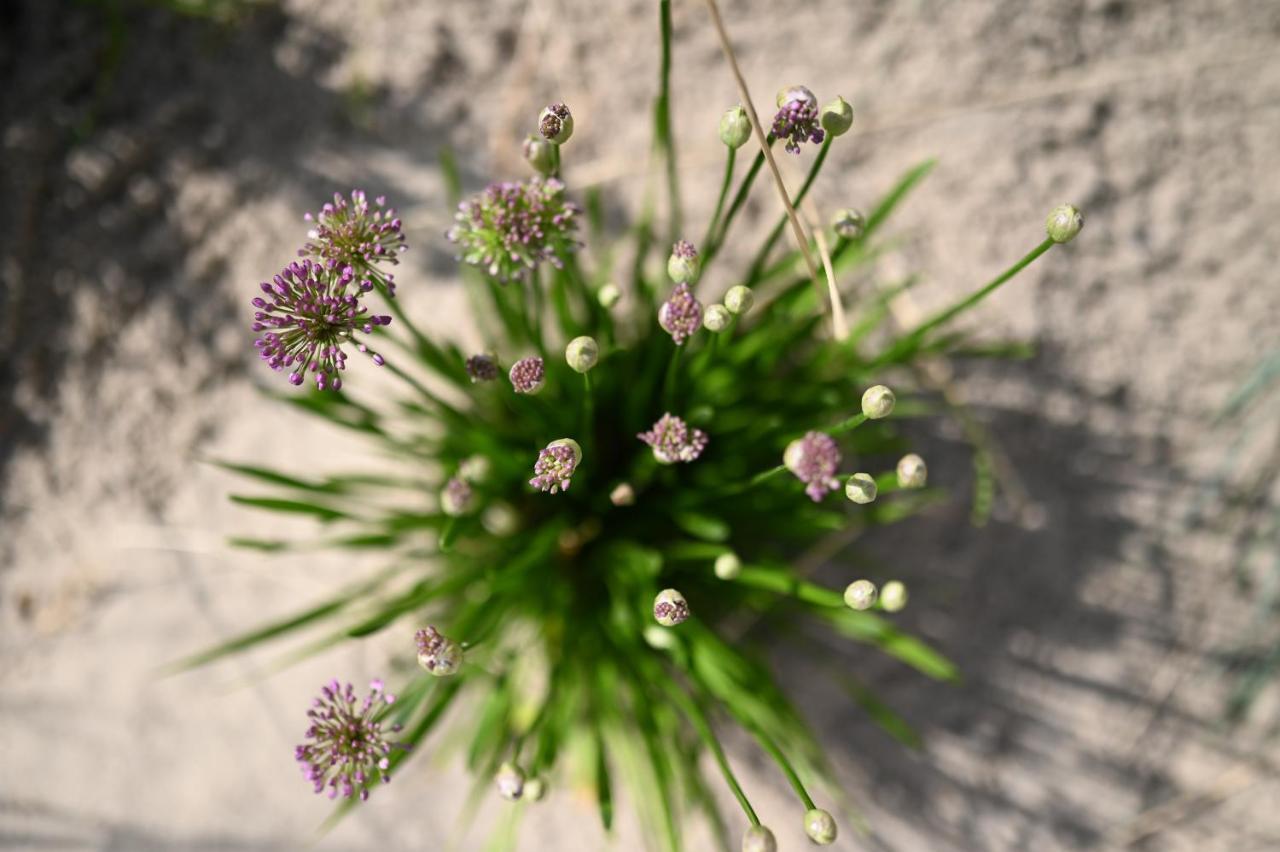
<box><xmin>821</xmin><ymin>608</ymin><xmax>959</xmax><ymax>681</ymax></box>
<box><xmin>837</xmin><ymin>674</ymin><xmax>921</xmax><ymax>748</ymax></box>
<box><xmin>673</xmin><ymin>511</ymin><xmax>730</xmax><ymax>542</ymax></box>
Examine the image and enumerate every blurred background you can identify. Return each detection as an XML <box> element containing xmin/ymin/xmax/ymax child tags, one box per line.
<box><xmin>2</xmin><ymin>0</ymin><xmax>1279</xmax><ymax>849</ymax></box>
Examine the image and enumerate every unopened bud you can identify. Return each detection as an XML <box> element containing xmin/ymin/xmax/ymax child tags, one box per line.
<box><xmin>704</xmin><ymin>304</ymin><xmax>732</xmax><ymax>332</ymax></box>
<box><xmin>820</xmin><ymin>96</ymin><xmax>853</xmax><ymax>137</ymax></box>
<box><xmin>724</xmin><ymin>284</ymin><xmax>754</xmax><ymax>315</ymax></box>
<box><xmin>415</xmin><ymin>626</ymin><xmax>463</xmax><ymax>676</ymax></box>
<box><xmin>714</xmin><ymin>551</ymin><xmax>742</xmax><ymax>580</ymax></box>
<box><xmin>667</xmin><ymin>240</ymin><xmax>700</xmax><ymax>285</ymax></box>
<box><xmin>843</xmin><ymin>579</ymin><xmax>877</xmax><ymax>610</ymax></box>
<box><xmin>653</xmin><ymin>588</ymin><xmax>690</xmax><ymax>626</ymax></box>
<box><xmin>861</xmin><ymin>384</ymin><xmax>895</xmax><ymax>419</ymax></box>
<box><xmin>880</xmin><ymin>580</ymin><xmax>908</xmax><ymax>612</ymax></box>
<box><xmin>523</xmin><ymin>776</ymin><xmax>547</xmax><ymax>802</ymax></box>
<box><xmin>776</xmin><ymin>85</ymin><xmax>817</xmax><ymax>110</ymax></box>
<box><xmin>482</xmin><ymin>502</ymin><xmax>518</xmax><ymax>536</ymax></box>
<box><xmin>644</xmin><ymin>624</ymin><xmax>678</xmax><ymax>650</ymax></box>
<box><xmin>522</xmin><ymin>135</ymin><xmax>556</xmax><ymax>175</ymax></box>
<box><xmin>495</xmin><ymin>762</ymin><xmax>526</xmax><ymax>801</ymax></box>
<box><xmin>440</xmin><ymin>477</ymin><xmax>473</xmax><ymax>517</ymax></box>
<box><xmin>538</xmin><ymin>103</ymin><xmax>573</xmax><ymax>145</ymax></box>
<box><xmin>845</xmin><ymin>472</ymin><xmax>877</xmax><ymax>505</ymax></box>
<box><xmin>459</xmin><ymin>454</ymin><xmax>491</xmax><ymax>483</ymax></box>
<box><xmin>719</xmin><ymin>105</ymin><xmax>751</xmax><ymax>149</ymax></box>
<box><xmin>896</xmin><ymin>453</ymin><xmax>927</xmax><ymax>489</ymax></box>
<box><xmin>832</xmin><ymin>207</ymin><xmax>865</xmax><ymax>240</ymax></box>
<box><xmin>804</xmin><ymin>808</ymin><xmax>837</xmax><ymax>845</ymax></box>
<box><xmin>742</xmin><ymin>824</ymin><xmax>777</xmax><ymax>852</ymax></box>
<box><xmin>610</xmin><ymin>482</ymin><xmax>635</xmax><ymax>506</ymax></box>
<box><xmin>1046</xmin><ymin>204</ymin><xmax>1083</xmax><ymax>244</ymax></box>
<box><xmin>565</xmin><ymin>335</ymin><xmax>599</xmax><ymax>373</ymax></box>
<box><xmin>598</xmin><ymin>282</ymin><xmax>621</xmax><ymax>309</ymax></box>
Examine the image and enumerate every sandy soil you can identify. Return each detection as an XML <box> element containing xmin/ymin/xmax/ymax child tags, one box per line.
<box><xmin>2</xmin><ymin>0</ymin><xmax>1279</xmax><ymax>850</ymax></box>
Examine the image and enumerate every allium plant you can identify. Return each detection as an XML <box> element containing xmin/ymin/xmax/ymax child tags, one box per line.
<box><xmin>184</xmin><ymin>3</ymin><xmax>1083</xmax><ymax>849</ymax></box>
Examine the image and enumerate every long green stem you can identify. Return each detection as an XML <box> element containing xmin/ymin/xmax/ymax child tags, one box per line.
<box><xmin>738</xmin><ymin>712</ymin><xmax>816</xmax><ymax>811</ymax></box>
<box><xmin>703</xmin><ymin>148</ymin><xmax>766</xmax><ymax>266</ymax></box>
<box><xmin>745</xmin><ymin>136</ymin><xmax>832</xmax><ymax>281</ymax></box>
<box><xmin>828</xmin><ymin>412</ymin><xmax>867</xmax><ymax>436</ymax></box>
<box><xmin>662</xmin><ymin>342</ymin><xmax>684</xmax><ymax>409</ymax></box>
<box><xmin>656</xmin><ymin>0</ymin><xmax>681</xmax><ymax>245</ymax></box>
<box><xmin>702</xmin><ymin>147</ymin><xmax>737</xmax><ymax>250</ymax></box>
<box><xmin>581</xmin><ymin>371</ymin><xmax>595</xmax><ymax>452</ymax></box>
<box><xmin>669</xmin><ymin>685</ymin><xmax>760</xmax><ymax>826</ymax></box>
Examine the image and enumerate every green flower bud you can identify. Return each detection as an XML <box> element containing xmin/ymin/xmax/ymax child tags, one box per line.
<box><xmin>724</xmin><ymin>284</ymin><xmax>754</xmax><ymax>315</ymax></box>
<box><xmin>667</xmin><ymin>240</ymin><xmax>700</xmax><ymax>285</ymax></box>
<box><xmin>495</xmin><ymin>762</ymin><xmax>526</xmax><ymax>801</ymax></box>
<box><xmin>565</xmin><ymin>335</ymin><xmax>599</xmax><ymax>373</ymax></box>
<box><xmin>880</xmin><ymin>580</ymin><xmax>908</xmax><ymax>612</ymax></box>
<box><xmin>714</xmin><ymin>551</ymin><xmax>742</xmax><ymax>580</ymax></box>
<box><xmin>804</xmin><ymin>808</ymin><xmax>838</xmax><ymax>845</ymax></box>
<box><xmin>776</xmin><ymin>85</ymin><xmax>817</xmax><ymax>110</ymax></box>
<box><xmin>598</xmin><ymin>282</ymin><xmax>621</xmax><ymax>309</ymax></box>
<box><xmin>719</xmin><ymin>105</ymin><xmax>751</xmax><ymax>149</ymax></box>
<box><xmin>820</xmin><ymin>96</ymin><xmax>853</xmax><ymax>137</ymax></box>
<box><xmin>653</xmin><ymin>588</ymin><xmax>690</xmax><ymax>626</ymax></box>
<box><xmin>610</xmin><ymin>482</ymin><xmax>635</xmax><ymax>506</ymax></box>
<box><xmin>861</xmin><ymin>384</ymin><xmax>895</xmax><ymax>419</ymax></box>
<box><xmin>538</xmin><ymin>103</ymin><xmax>573</xmax><ymax>145</ymax></box>
<box><xmin>896</xmin><ymin>453</ymin><xmax>927</xmax><ymax>489</ymax></box>
<box><xmin>1046</xmin><ymin>204</ymin><xmax>1083</xmax><ymax>244</ymax></box>
<box><xmin>704</xmin><ymin>304</ymin><xmax>732</xmax><ymax>332</ymax></box>
<box><xmin>843</xmin><ymin>578</ymin><xmax>877</xmax><ymax>610</ymax></box>
<box><xmin>832</xmin><ymin>207</ymin><xmax>865</xmax><ymax>240</ymax></box>
<box><xmin>522</xmin><ymin>135</ymin><xmax>556</xmax><ymax>176</ymax></box>
<box><xmin>522</xmin><ymin>776</ymin><xmax>547</xmax><ymax>802</ymax></box>
<box><xmin>844</xmin><ymin>472</ymin><xmax>877</xmax><ymax>505</ymax></box>
<box><xmin>742</xmin><ymin>824</ymin><xmax>778</xmax><ymax>852</ymax></box>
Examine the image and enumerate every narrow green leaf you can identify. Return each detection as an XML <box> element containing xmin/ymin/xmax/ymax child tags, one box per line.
<box><xmin>229</xmin><ymin>494</ymin><xmax>348</xmax><ymax>522</ymax></box>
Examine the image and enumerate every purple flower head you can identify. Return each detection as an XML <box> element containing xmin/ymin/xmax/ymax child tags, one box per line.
<box><xmin>667</xmin><ymin>240</ymin><xmax>700</xmax><ymax>284</ymax></box>
<box><xmin>414</xmin><ymin>626</ymin><xmax>463</xmax><ymax>676</ymax></box>
<box><xmin>466</xmin><ymin>353</ymin><xmax>500</xmax><ymax>383</ymax></box>
<box><xmin>447</xmin><ymin>177</ymin><xmax>580</xmax><ymax>283</ymax></box>
<box><xmin>658</xmin><ymin>283</ymin><xmax>704</xmax><ymax>345</ymax></box>
<box><xmin>295</xmin><ymin>679</ymin><xmax>404</xmax><ymax>802</ymax></box>
<box><xmin>530</xmin><ymin>438</ymin><xmax>581</xmax><ymax>494</ymax></box>
<box><xmin>251</xmin><ymin>259</ymin><xmax>391</xmax><ymax>391</ymax></box>
<box><xmin>301</xmin><ymin>190</ymin><xmax>406</xmax><ymax>272</ymax></box>
<box><xmin>772</xmin><ymin>87</ymin><xmax>825</xmax><ymax>154</ymax></box>
<box><xmin>508</xmin><ymin>356</ymin><xmax>545</xmax><ymax>394</ymax></box>
<box><xmin>441</xmin><ymin>477</ymin><xmax>473</xmax><ymax>517</ymax></box>
<box><xmin>638</xmin><ymin>413</ymin><xmax>708</xmax><ymax>465</ymax></box>
<box><xmin>784</xmin><ymin>431</ymin><xmax>842</xmax><ymax>502</ymax></box>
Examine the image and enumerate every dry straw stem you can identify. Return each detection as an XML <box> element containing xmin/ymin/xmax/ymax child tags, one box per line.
<box><xmin>800</xmin><ymin>195</ymin><xmax>848</xmax><ymax>340</ymax></box>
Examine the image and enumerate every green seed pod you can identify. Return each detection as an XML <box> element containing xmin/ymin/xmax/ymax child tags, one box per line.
<box><xmin>654</xmin><ymin>588</ymin><xmax>690</xmax><ymax>626</ymax></box>
<box><xmin>565</xmin><ymin>336</ymin><xmax>599</xmax><ymax>373</ymax></box>
<box><xmin>1046</xmin><ymin>204</ymin><xmax>1083</xmax><ymax>244</ymax></box>
<box><xmin>521</xmin><ymin>135</ymin><xmax>556</xmax><ymax>176</ymax></box>
<box><xmin>844</xmin><ymin>472</ymin><xmax>877</xmax><ymax>505</ymax></box>
<box><xmin>896</xmin><ymin>453</ymin><xmax>927</xmax><ymax>489</ymax></box>
<box><xmin>704</xmin><ymin>304</ymin><xmax>732</xmax><ymax>332</ymax></box>
<box><xmin>804</xmin><ymin>808</ymin><xmax>838</xmax><ymax>845</ymax></box>
<box><xmin>820</xmin><ymin>96</ymin><xmax>853</xmax><ymax>137</ymax></box>
<box><xmin>832</xmin><ymin>207</ymin><xmax>866</xmax><ymax>240</ymax></box>
<box><xmin>880</xmin><ymin>580</ymin><xmax>908</xmax><ymax>612</ymax></box>
<box><xmin>719</xmin><ymin>105</ymin><xmax>751</xmax><ymax>149</ymax></box>
<box><xmin>714</xmin><ymin>551</ymin><xmax>742</xmax><ymax>580</ymax></box>
<box><xmin>724</xmin><ymin>284</ymin><xmax>754</xmax><ymax>315</ymax></box>
<box><xmin>843</xmin><ymin>578</ymin><xmax>877</xmax><ymax>610</ymax></box>
<box><xmin>742</xmin><ymin>824</ymin><xmax>778</xmax><ymax>852</ymax></box>
<box><xmin>495</xmin><ymin>762</ymin><xmax>526</xmax><ymax>801</ymax></box>
<box><xmin>598</xmin><ymin>282</ymin><xmax>621</xmax><ymax>309</ymax></box>
<box><xmin>861</xmin><ymin>384</ymin><xmax>895</xmax><ymax>419</ymax></box>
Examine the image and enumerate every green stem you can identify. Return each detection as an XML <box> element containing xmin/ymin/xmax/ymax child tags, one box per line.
<box><xmin>581</xmin><ymin>371</ymin><xmax>595</xmax><ymax>452</ymax></box>
<box><xmin>703</xmin><ymin>147</ymin><xmax>767</xmax><ymax>266</ymax></box>
<box><xmin>828</xmin><ymin>412</ymin><xmax>867</xmax><ymax>436</ymax></box>
<box><xmin>669</xmin><ymin>685</ymin><xmax>760</xmax><ymax>826</ymax></box>
<box><xmin>737</xmin><ymin>712</ymin><xmax>816</xmax><ymax>811</ymax></box>
<box><xmin>702</xmin><ymin>147</ymin><xmax>737</xmax><ymax>251</ymax></box>
<box><xmin>745</xmin><ymin>136</ymin><xmax>832</xmax><ymax>281</ymax></box>
<box><xmin>657</xmin><ymin>0</ymin><xmax>681</xmax><ymax>245</ymax></box>
<box><xmin>662</xmin><ymin>342</ymin><xmax>684</xmax><ymax>410</ymax></box>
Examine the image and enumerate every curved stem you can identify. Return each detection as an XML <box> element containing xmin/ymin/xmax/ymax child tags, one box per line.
<box><xmin>702</xmin><ymin>147</ymin><xmax>737</xmax><ymax>251</ymax></box>
<box><xmin>703</xmin><ymin>149</ymin><xmax>765</xmax><ymax>266</ymax></box>
<box><xmin>738</xmin><ymin>712</ymin><xmax>816</xmax><ymax>811</ymax></box>
<box><xmin>745</xmin><ymin>136</ymin><xmax>832</xmax><ymax>281</ymax></box>
<box><xmin>669</xmin><ymin>684</ymin><xmax>760</xmax><ymax>826</ymax></box>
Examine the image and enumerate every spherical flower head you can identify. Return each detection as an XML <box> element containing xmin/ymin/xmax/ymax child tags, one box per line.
<box><xmin>295</xmin><ymin>678</ymin><xmax>403</xmax><ymax>802</ymax></box>
<box><xmin>667</xmin><ymin>239</ymin><xmax>701</xmax><ymax>285</ymax></box>
<box><xmin>704</xmin><ymin>304</ymin><xmax>731</xmax><ymax>332</ymax></box>
<box><xmin>530</xmin><ymin>438</ymin><xmax>581</xmax><ymax>494</ymax></box>
<box><xmin>301</xmin><ymin>190</ymin><xmax>406</xmax><ymax>272</ymax></box>
<box><xmin>638</xmin><ymin>413</ymin><xmax>709</xmax><ymax>465</ymax></box>
<box><xmin>440</xmin><ymin>477</ymin><xmax>473</xmax><ymax>517</ymax></box>
<box><xmin>522</xmin><ymin>776</ymin><xmax>547</xmax><ymax>802</ymax></box>
<box><xmin>784</xmin><ymin>431</ymin><xmax>842</xmax><ymax>502</ymax></box>
<box><xmin>845</xmin><ymin>472</ymin><xmax>877</xmax><ymax>505</ymax></box>
<box><xmin>896</xmin><ymin>453</ymin><xmax>927</xmax><ymax>489</ymax></box>
<box><xmin>495</xmin><ymin>761</ymin><xmax>526</xmax><ymax>801</ymax></box>
<box><xmin>719</xmin><ymin>105</ymin><xmax>751</xmax><ymax>149</ymax></box>
<box><xmin>598</xmin><ymin>282</ymin><xmax>621</xmax><ymax>309</ymax></box>
<box><xmin>654</xmin><ymin>588</ymin><xmax>690</xmax><ymax>626</ymax></box>
<box><xmin>820</xmin><ymin>96</ymin><xmax>854</xmax><ymax>137</ymax></box>
<box><xmin>1046</xmin><ymin>203</ymin><xmax>1083</xmax><ymax>244</ymax></box>
<box><xmin>659</xmin><ymin>283</ymin><xmax>704</xmax><ymax>345</ymax></box>
<box><xmin>565</xmin><ymin>335</ymin><xmax>599</xmax><ymax>373</ymax></box>
<box><xmin>539</xmin><ymin>103</ymin><xmax>573</xmax><ymax>144</ymax></box>
<box><xmin>804</xmin><ymin>808</ymin><xmax>838</xmax><ymax>845</ymax></box>
<box><xmin>522</xmin><ymin>134</ymin><xmax>556</xmax><ymax>176</ymax></box>
<box><xmin>447</xmin><ymin>177</ymin><xmax>580</xmax><ymax>283</ymax></box>
<box><xmin>714</xmin><ymin>551</ymin><xmax>742</xmax><ymax>580</ymax></box>
<box><xmin>465</xmin><ymin>353</ymin><xmax>500</xmax><ymax>383</ymax></box>
<box><xmin>610</xmin><ymin>482</ymin><xmax>636</xmax><ymax>506</ymax></box>
<box><xmin>509</xmin><ymin>356</ymin><xmax>546</xmax><ymax>394</ymax></box>
<box><xmin>843</xmin><ymin>579</ymin><xmax>877</xmax><ymax>610</ymax></box>
<box><xmin>832</xmin><ymin>207</ymin><xmax>865</xmax><ymax>240</ymax></box>
<box><xmin>742</xmin><ymin>824</ymin><xmax>778</xmax><ymax>852</ymax></box>
<box><xmin>772</xmin><ymin>86</ymin><xmax>824</xmax><ymax>154</ymax></box>
<box><xmin>252</xmin><ymin>259</ymin><xmax>392</xmax><ymax>391</ymax></box>
<box><xmin>861</xmin><ymin>384</ymin><xmax>896</xmax><ymax>419</ymax></box>
<box><xmin>414</xmin><ymin>626</ymin><xmax>463</xmax><ymax>676</ymax></box>
<box><xmin>880</xmin><ymin>580</ymin><xmax>909</xmax><ymax>612</ymax></box>
<box><xmin>724</xmin><ymin>284</ymin><xmax>754</xmax><ymax>315</ymax></box>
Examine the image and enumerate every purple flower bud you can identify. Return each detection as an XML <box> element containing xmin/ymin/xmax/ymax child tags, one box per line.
<box><xmin>414</xmin><ymin>626</ymin><xmax>463</xmax><ymax>676</ymax></box>
<box><xmin>658</xmin><ymin>283</ymin><xmax>703</xmax><ymax>345</ymax></box>
<box><xmin>667</xmin><ymin>240</ymin><xmax>700</xmax><ymax>285</ymax></box>
<box><xmin>299</xmin><ymin>189</ymin><xmax>407</xmax><ymax>272</ymax></box>
<box><xmin>638</xmin><ymin>413</ymin><xmax>708</xmax><ymax>464</ymax></box>
<box><xmin>653</xmin><ymin>588</ymin><xmax>690</xmax><ymax>626</ymax></box>
<box><xmin>440</xmin><ymin>477</ymin><xmax>473</xmax><ymax>517</ymax></box>
<box><xmin>294</xmin><ymin>679</ymin><xmax>405</xmax><ymax>803</ymax></box>
<box><xmin>509</xmin><ymin>356</ymin><xmax>546</xmax><ymax>394</ymax></box>
<box><xmin>495</xmin><ymin>761</ymin><xmax>526</xmax><ymax>801</ymax></box>
<box><xmin>530</xmin><ymin>438</ymin><xmax>581</xmax><ymax>494</ymax></box>
<box><xmin>772</xmin><ymin>86</ymin><xmax>825</xmax><ymax>154</ymax></box>
<box><xmin>784</xmin><ymin>431</ymin><xmax>842</xmax><ymax>502</ymax></box>
<box><xmin>466</xmin><ymin>353</ymin><xmax>500</xmax><ymax>383</ymax></box>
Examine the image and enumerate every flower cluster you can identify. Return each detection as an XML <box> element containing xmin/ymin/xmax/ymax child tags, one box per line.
<box><xmin>509</xmin><ymin>356</ymin><xmax>545</xmax><ymax>394</ymax></box>
<box><xmin>772</xmin><ymin>86</ymin><xmax>825</xmax><ymax>154</ymax></box>
<box><xmin>301</xmin><ymin>190</ymin><xmax>406</xmax><ymax>273</ymax></box>
<box><xmin>295</xmin><ymin>679</ymin><xmax>403</xmax><ymax>802</ymax></box>
<box><xmin>530</xmin><ymin>438</ymin><xmax>581</xmax><ymax>494</ymax></box>
<box><xmin>638</xmin><ymin>413</ymin><xmax>708</xmax><ymax>464</ymax></box>
<box><xmin>659</xmin><ymin>283</ymin><xmax>704</xmax><ymax>345</ymax></box>
<box><xmin>784</xmin><ymin>431</ymin><xmax>842</xmax><ymax>501</ymax></box>
<box><xmin>465</xmin><ymin>353</ymin><xmax>500</xmax><ymax>383</ymax></box>
<box><xmin>447</xmin><ymin>177</ymin><xmax>580</xmax><ymax>283</ymax></box>
<box><xmin>415</xmin><ymin>626</ymin><xmax>463</xmax><ymax>676</ymax></box>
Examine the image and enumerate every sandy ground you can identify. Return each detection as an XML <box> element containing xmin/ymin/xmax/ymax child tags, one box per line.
<box><xmin>3</xmin><ymin>0</ymin><xmax>1280</xmax><ymax>850</ymax></box>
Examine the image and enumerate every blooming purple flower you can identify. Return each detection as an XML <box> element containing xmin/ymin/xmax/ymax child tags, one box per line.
<box><xmin>301</xmin><ymin>190</ymin><xmax>406</xmax><ymax>273</ymax></box>
<box><xmin>508</xmin><ymin>356</ymin><xmax>546</xmax><ymax>394</ymax></box>
<box><xmin>638</xmin><ymin>413</ymin><xmax>708</xmax><ymax>464</ymax></box>
<box><xmin>466</xmin><ymin>353</ymin><xmax>500</xmax><ymax>383</ymax></box>
<box><xmin>772</xmin><ymin>87</ymin><xmax>825</xmax><ymax>154</ymax></box>
<box><xmin>447</xmin><ymin>178</ymin><xmax>580</xmax><ymax>283</ymax></box>
<box><xmin>784</xmin><ymin>431</ymin><xmax>842</xmax><ymax>502</ymax></box>
<box><xmin>658</xmin><ymin>283</ymin><xmax>703</xmax><ymax>345</ymax></box>
<box><xmin>295</xmin><ymin>679</ymin><xmax>404</xmax><ymax>802</ymax></box>
<box><xmin>251</xmin><ymin>259</ymin><xmax>391</xmax><ymax>391</ymax></box>
<box><xmin>530</xmin><ymin>438</ymin><xmax>581</xmax><ymax>494</ymax></box>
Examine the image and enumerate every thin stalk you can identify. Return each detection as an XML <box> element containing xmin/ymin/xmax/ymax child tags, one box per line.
<box><xmin>656</xmin><ymin>0</ymin><xmax>681</xmax><ymax>245</ymax></box>
<box><xmin>668</xmin><ymin>685</ymin><xmax>760</xmax><ymax>826</ymax></box>
<box><xmin>737</xmin><ymin>711</ymin><xmax>816</xmax><ymax>811</ymax></box>
<box><xmin>527</xmin><ymin>268</ymin><xmax>547</xmax><ymax>355</ymax></box>
<box><xmin>703</xmin><ymin>149</ymin><xmax>765</xmax><ymax>266</ymax></box>
<box><xmin>828</xmin><ymin>412</ymin><xmax>866</xmax><ymax>436</ymax></box>
<box><xmin>581</xmin><ymin>371</ymin><xmax>595</xmax><ymax>452</ymax></box>
<box><xmin>745</xmin><ymin>136</ymin><xmax>832</xmax><ymax>280</ymax></box>
<box><xmin>662</xmin><ymin>342</ymin><xmax>684</xmax><ymax>409</ymax></box>
<box><xmin>702</xmin><ymin>147</ymin><xmax>737</xmax><ymax>251</ymax></box>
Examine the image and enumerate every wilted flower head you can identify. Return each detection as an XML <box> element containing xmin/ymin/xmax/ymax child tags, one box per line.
<box><xmin>772</xmin><ymin>86</ymin><xmax>824</xmax><ymax>154</ymax></box>
<box><xmin>1046</xmin><ymin>203</ymin><xmax>1084</xmax><ymax>244</ymax></box>
<box><xmin>465</xmin><ymin>353</ymin><xmax>499</xmax><ymax>383</ymax></box>
<box><xmin>252</xmin><ymin>259</ymin><xmax>391</xmax><ymax>391</ymax></box>
<box><xmin>522</xmin><ymin>134</ymin><xmax>556</xmax><ymax>176</ymax></box>
<box><xmin>843</xmin><ymin>579</ymin><xmax>877</xmax><ymax>611</ymax></box>
<box><xmin>861</xmin><ymin>384</ymin><xmax>896</xmax><ymax>419</ymax></box>
<box><xmin>509</xmin><ymin>356</ymin><xmax>546</xmax><ymax>394</ymax></box>
<box><xmin>538</xmin><ymin>103</ymin><xmax>573</xmax><ymax>144</ymax></box>
<box><xmin>845</xmin><ymin>472</ymin><xmax>877</xmax><ymax>505</ymax></box>
<box><xmin>703</xmin><ymin>303</ymin><xmax>731</xmax><ymax>332</ymax></box>
<box><xmin>784</xmin><ymin>431</ymin><xmax>842</xmax><ymax>502</ymax></box>
<box><xmin>295</xmin><ymin>678</ymin><xmax>403</xmax><ymax>802</ymax></box>
<box><xmin>653</xmin><ymin>588</ymin><xmax>690</xmax><ymax>626</ymax></box>
<box><xmin>719</xmin><ymin>105</ymin><xmax>751</xmax><ymax>149</ymax></box>
<box><xmin>896</xmin><ymin>453</ymin><xmax>927</xmax><ymax>489</ymax></box>
<box><xmin>638</xmin><ymin>413</ymin><xmax>709</xmax><ymax>464</ymax></box>
<box><xmin>804</xmin><ymin>808</ymin><xmax>838</xmax><ymax>845</ymax></box>
<box><xmin>742</xmin><ymin>824</ymin><xmax>778</xmax><ymax>852</ymax></box>
<box><xmin>832</xmin><ymin>207</ymin><xmax>865</xmax><ymax>240</ymax></box>
<box><xmin>880</xmin><ymin>580</ymin><xmax>909</xmax><ymax>612</ymax></box>
<box><xmin>495</xmin><ymin>761</ymin><xmax>526</xmax><ymax>800</ymax></box>
<box><xmin>440</xmin><ymin>477</ymin><xmax>473</xmax><ymax>517</ymax></box>
<box><xmin>565</xmin><ymin>335</ymin><xmax>599</xmax><ymax>373</ymax></box>
<box><xmin>530</xmin><ymin>438</ymin><xmax>581</xmax><ymax>494</ymax></box>
<box><xmin>658</xmin><ymin>283</ymin><xmax>704</xmax><ymax>345</ymax></box>
<box><xmin>667</xmin><ymin>239</ymin><xmax>701</xmax><ymax>284</ymax></box>
<box><xmin>447</xmin><ymin>178</ymin><xmax>580</xmax><ymax>283</ymax></box>
<box><xmin>820</xmin><ymin>95</ymin><xmax>854</xmax><ymax>137</ymax></box>
<box><xmin>724</xmin><ymin>284</ymin><xmax>754</xmax><ymax>315</ymax></box>
<box><xmin>301</xmin><ymin>190</ymin><xmax>406</xmax><ymax>272</ymax></box>
<box><xmin>415</xmin><ymin>626</ymin><xmax>463</xmax><ymax>676</ymax></box>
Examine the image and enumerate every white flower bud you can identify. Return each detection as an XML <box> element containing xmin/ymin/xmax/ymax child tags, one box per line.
<box><xmin>644</xmin><ymin>624</ymin><xmax>678</xmax><ymax>650</ymax></box>
<box><xmin>598</xmin><ymin>282</ymin><xmax>621</xmax><ymax>309</ymax></box>
<box><xmin>714</xmin><ymin>551</ymin><xmax>742</xmax><ymax>580</ymax></box>
<box><xmin>667</xmin><ymin>240</ymin><xmax>700</xmax><ymax>285</ymax></box>
<box><xmin>495</xmin><ymin>762</ymin><xmax>526</xmax><ymax>800</ymax></box>
<box><xmin>724</xmin><ymin>284</ymin><xmax>754</xmax><ymax>315</ymax></box>
<box><xmin>820</xmin><ymin>96</ymin><xmax>853</xmax><ymax>137</ymax></box>
<box><xmin>459</xmin><ymin>454</ymin><xmax>491</xmax><ymax>483</ymax></box>
<box><xmin>416</xmin><ymin>626</ymin><xmax>464</xmax><ymax>676</ymax></box>
<box><xmin>653</xmin><ymin>588</ymin><xmax>690</xmax><ymax>626</ymax></box>
<box><xmin>482</xmin><ymin>502</ymin><xmax>518</xmax><ymax>536</ymax></box>
<box><xmin>860</xmin><ymin>384</ymin><xmax>895</xmax><ymax>419</ymax></box>
<box><xmin>742</xmin><ymin>824</ymin><xmax>777</xmax><ymax>852</ymax></box>
<box><xmin>610</xmin><ymin>482</ymin><xmax>636</xmax><ymax>506</ymax></box>
<box><xmin>1046</xmin><ymin>203</ymin><xmax>1083</xmax><ymax>244</ymax></box>
<box><xmin>845</xmin><ymin>473</ymin><xmax>877</xmax><ymax>505</ymax></box>
<box><xmin>880</xmin><ymin>580</ymin><xmax>908</xmax><ymax>612</ymax></box>
<box><xmin>565</xmin><ymin>336</ymin><xmax>599</xmax><ymax>373</ymax></box>
<box><xmin>719</xmin><ymin>105</ymin><xmax>751</xmax><ymax>149</ymax></box>
<box><xmin>832</xmin><ymin>207</ymin><xmax>865</xmax><ymax>240</ymax></box>
<box><xmin>704</xmin><ymin>304</ymin><xmax>732</xmax><ymax>332</ymax></box>
<box><xmin>843</xmin><ymin>579</ymin><xmax>877</xmax><ymax>610</ymax></box>
<box><xmin>522</xmin><ymin>135</ymin><xmax>556</xmax><ymax>176</ymax></box>
<box><xmin>523</xmin><ymin>776</ymin><xmax>547</xmax><ymax>802</ymax></box>
<box><xmin>896</xmin><ymin>453</ymin><xmax>927</xmax><ymax>489</ymax></box>
<box><xmin>776</xmin><ymin>85</ymin><xmax>817</xmax><ymax>110</ymax></box>
<box><xmin>804</xmin><ymin>808</ymin><xmax>837</xmax><ymax>845</ymax></box>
